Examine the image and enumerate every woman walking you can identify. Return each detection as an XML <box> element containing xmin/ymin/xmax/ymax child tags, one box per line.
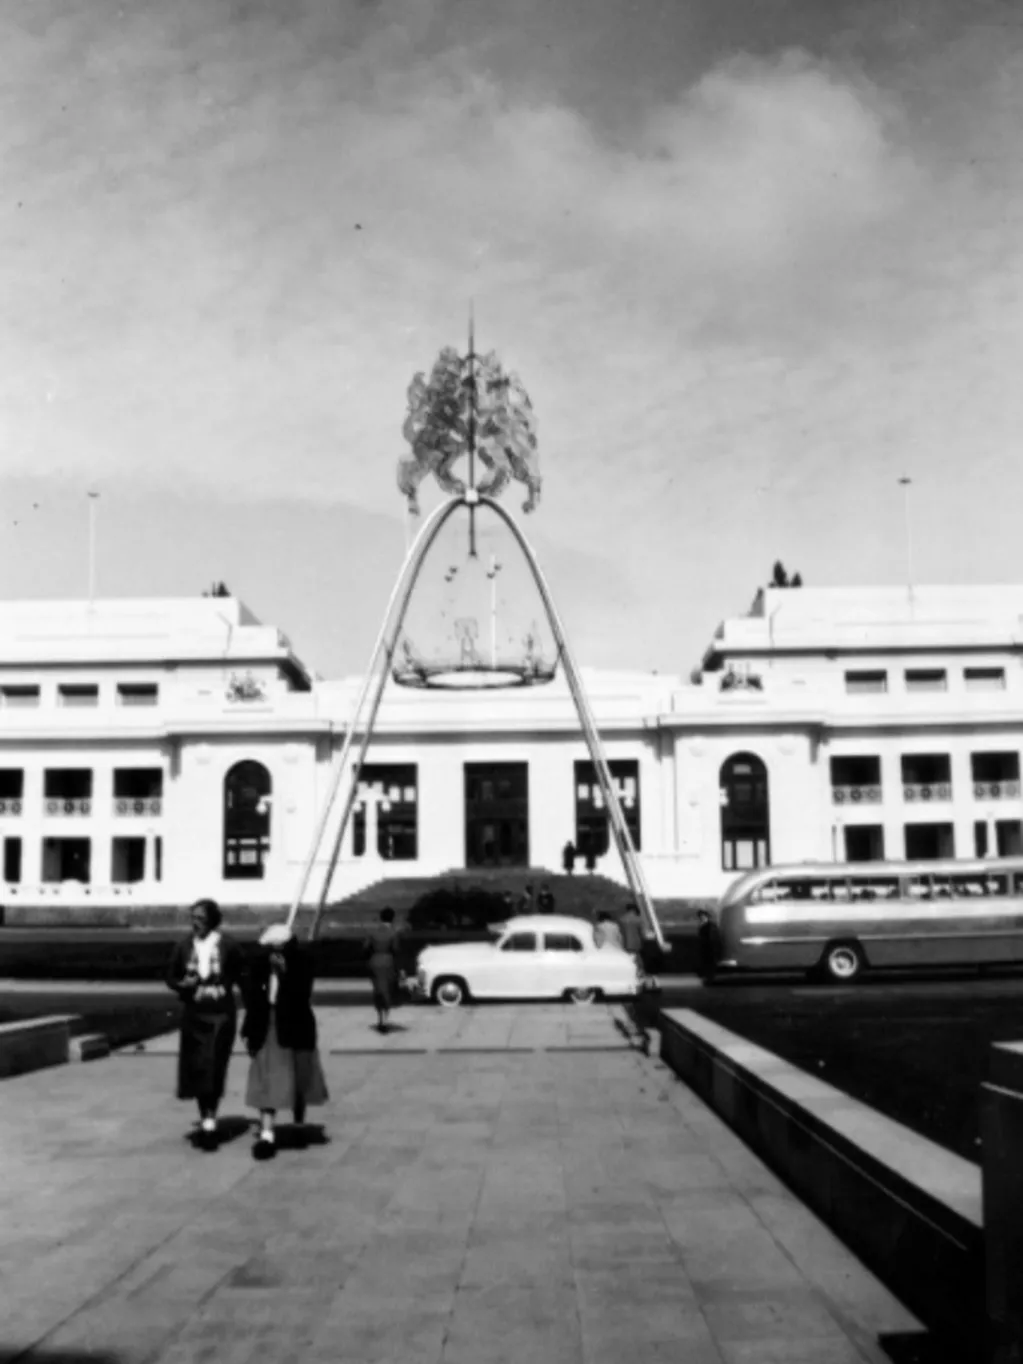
<box><xmin>166</xmin><ymin>899</ymin><xmax>243</xmax><ymax>1150</ymax></box>
<box><xmin>242</xmin><ymin>924</ymin><xmax>328</xmax><ymax>1161</ymax></box>
<box><xmin>363</xmin><ymin>906</ymin><xmax>403</xmax><ymax>1032</ymax></box>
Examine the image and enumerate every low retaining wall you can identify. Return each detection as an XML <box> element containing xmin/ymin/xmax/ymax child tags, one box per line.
<box><xmin>659</xmin><ymin>1008</ymin><xmax>985</xmax><ymax>1356</ymax></box>
<box><xmin>0</xmin><ymin>1014</ymin><xmax>81</xmax><ymax>1079</ymax></box>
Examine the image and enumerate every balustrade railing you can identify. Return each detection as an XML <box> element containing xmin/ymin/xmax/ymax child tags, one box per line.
<box><xmin>903</xmin><ymin>782</ymin><xmax>952</xmax><ymax>803</ymax></box>
<box><xmin>43</xmin><ymin>797</ymin><xmax>92</xmax><ymax>816</ymax></box>
<box><xmin>831</xmin><ymin>785</ymin><xmax>882</xmax><ymax>805</ymax></box>
<box><xmin>973</xmin><ymin>781</ymin><xmax>1021</xmax><ymax>801</ymax></box>
<box><xmin>112</xmin><ymin>797</ymin><xmax>162</xmax><ymax>817</ymax></box>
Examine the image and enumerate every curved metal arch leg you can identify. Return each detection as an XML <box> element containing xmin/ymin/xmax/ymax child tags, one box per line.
<box><xmin>478</xmin><ymin>495</ymin><xmax>666</xmax><ymax>950</ymax></box>
<box><xmin>286</xmin><ymin>495</ymin><xmax>466</xmax><ymax>937</ymax></box>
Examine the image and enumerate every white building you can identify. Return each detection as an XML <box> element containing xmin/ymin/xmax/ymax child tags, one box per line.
<box><xmin>1</xmin><ymin>584</ymin><xmax>1022</xmax><ymax>912</ymax></box>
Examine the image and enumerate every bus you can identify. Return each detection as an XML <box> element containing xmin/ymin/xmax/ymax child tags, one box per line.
<box><xmin>706</xmin><ymin>858</ymin><xmax>1023</xmax><ymax>983</ymax></box>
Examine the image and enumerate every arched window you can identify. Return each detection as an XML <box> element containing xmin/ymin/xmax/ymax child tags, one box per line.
<box><xmin>720</xmin><ymin>753</ymin><xmax>770</xmax><ymax>872</ymax></box>
<box><xmin>224</xmin><ymin>761</ymin><xmax>272</xmax><ymax>880</ymax></box>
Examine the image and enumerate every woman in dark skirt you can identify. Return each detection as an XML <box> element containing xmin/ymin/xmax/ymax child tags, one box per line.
<box><xmin>165</xmin><ymin>899</ymin><xmax>243</xmax><ymax>1150</ymax></box>
<box><xmin>363</xmin><ymin>906</ymin><xmax>403</xmax><ymax>1032</ymax></box>
<box><xmin>242</xmin><ymin>924</ymin><xmax>328</xmax><ymax>1160</ymax></box>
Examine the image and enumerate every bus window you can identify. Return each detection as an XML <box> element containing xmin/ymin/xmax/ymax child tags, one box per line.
<box><xmin>752</xmin><ymin>880</ymin><xmax>783</xmax><ymax>903</ymax></box>
<box><xmin>931</xmin><ymin>875</ymin><xmax>954</xmax><ymax>899</ymax></box>
<box><xmin>1013</xmin><ymin>873</ymin><xmax>1023</xmax><ymax>897</ymax></box>
<box><xmin>831</xmin><ymin>879</ymin><xmax>852</xmax><ymax>902</ymax></box>
<box><xmin>984</xmin><ymin>875</ymin><xmax>1009</xmax><ymax>896</ymax></box>
<box><xmin>951</xmin><ymin>874</ymin><xmax>990</xmax><ymax>898</ymax></box>
<box><xmin>904</xmin><ymin>874</ymin><xmax>932</xmax><ymax>900</ymax></box>
<box><xmin>849</xmin><ymin>876</ymin><xmax>900</xmax><ymax>902</ymax></box>
<box><xmin>774</xmin><ymin>879</ymin><xmax>834</xmax><ymax>901</ymax></box>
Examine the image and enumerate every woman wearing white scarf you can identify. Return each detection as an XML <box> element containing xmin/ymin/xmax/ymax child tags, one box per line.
<box><xmin>165</xmin><ymin>899</ymin><xmax>242</xmax><ymax>1150</ymax></box>
<box><xmin>242</xmin><ymin>923</ymin><xmax>329</xmax><ymax>1159</ymax></box>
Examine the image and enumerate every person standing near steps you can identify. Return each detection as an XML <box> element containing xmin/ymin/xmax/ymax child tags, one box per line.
<box><xmin>166</xmin><ymin>899</ymin><xmax>243</xmax><ymax>1151</ymax></box>
<box><xmin>242</xmin><ymin>923</ymin><xmax>329</xmax><ymax>1161</ymax></box>
<box><xmin>362</xmin><ymin>906</ymin><xmax>404</xmax><ymax>1032</ymax></box>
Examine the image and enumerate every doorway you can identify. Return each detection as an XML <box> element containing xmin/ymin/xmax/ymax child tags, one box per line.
<box><xmin>464</xmin><ymin>763</ymin><xmax>529</xmax><ymax>867</ymax></box>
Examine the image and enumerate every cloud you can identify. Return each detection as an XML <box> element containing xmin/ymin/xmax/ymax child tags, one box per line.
<box><xmin>1</xmin><ymin>0</ymin><xmax>1022</xmax><ymax>640</ymax></box>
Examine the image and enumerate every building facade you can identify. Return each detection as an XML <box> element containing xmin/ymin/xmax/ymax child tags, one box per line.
<box><xmin>1</xmin><ymin>585</ymin><xmax>1022</xmax><ymax>911</ymax></box>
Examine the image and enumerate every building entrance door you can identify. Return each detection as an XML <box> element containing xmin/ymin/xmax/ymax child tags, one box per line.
<box><xmin>464</xmin><ymin>763</ymin><xmax>529</xmax><ymax>867</ymax></box>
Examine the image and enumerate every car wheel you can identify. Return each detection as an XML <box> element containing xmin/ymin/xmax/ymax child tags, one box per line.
<box><xmin>567</xmin><ymin>986</ymin><xmax>598</xmax><ymax>1005</ymax></box>
<box><xmin>821</xmin><ymin>941</ymin><xmax>865</xmax><ymax>983</ymax></box>
<box><xmin>432</xmin><ymin>977</ymin><xmax>468</xmax><ymax>1008</ymax></box>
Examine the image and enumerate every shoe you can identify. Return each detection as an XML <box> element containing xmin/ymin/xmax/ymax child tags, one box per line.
<box><xmin>253</xmin><ymin>1134</ymin><xmax>277</xmax><ymax>1161</ymax></box>
<box><xmin>197</xmin><ymin>1118</ymin><xmax>218</xmax><ymax>1152</ymax></box>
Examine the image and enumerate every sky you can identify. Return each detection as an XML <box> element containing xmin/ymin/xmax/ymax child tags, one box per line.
<box><xmin>1</xmin><ymin>0</ymin><xmax>1021</xmax><ymax>679</ymax></box>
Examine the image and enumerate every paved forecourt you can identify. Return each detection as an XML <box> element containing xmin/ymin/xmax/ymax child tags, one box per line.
<box><xmin>0</xmin><ymin>1004</ymin><xmax>920</xmax><ymax>1364</ymax></box>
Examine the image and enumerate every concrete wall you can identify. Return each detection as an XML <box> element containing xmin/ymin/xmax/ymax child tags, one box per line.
<box><xmin>659</xmin><ymin>1008</ymin><xmax>986</xmax><ymax>1356</ymax></box>
<box><xmin>0</xmin><ymin>1015</ymin><xmax>78</xmax><ymax>1079</ymax></box>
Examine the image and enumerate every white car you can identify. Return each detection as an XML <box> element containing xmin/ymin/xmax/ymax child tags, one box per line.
<box><xmin>413</xmin><ymin>914</ymin><xmax>640</xmax><ymax>1007</ymax></box>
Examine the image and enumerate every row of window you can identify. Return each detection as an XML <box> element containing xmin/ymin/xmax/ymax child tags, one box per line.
<box><xmin>829</xmin><ymin>752</ymin><xmax>1023</xmax><ymax>803</ymax></box>
<box><xmin>837</xmin><ymin>821</ymin><xmax>1023</xmax><ymax>864</ymax></box>
<box><xmin>753</xmin><ymin>866</ymin><xmax>1023</xmax><ymax>904</ymax></box>
<box><xmin>0</xmin><ymin>835</ymin><xmax>162</xmax><ymax>885</ymax></box>
<box><xmin>0</xmin><ymin>768</ymin><xmax>163</xmax><ymax>805</ymax></box>
<box><xmin>0</xmin><ymin>683</ymin><xmax>159</xmax><ymax>708</ymax></box>
<box><xmin>845</xmin><ymin>667</ymin><xmax>1006</xmax><ymax>695</ymax></box>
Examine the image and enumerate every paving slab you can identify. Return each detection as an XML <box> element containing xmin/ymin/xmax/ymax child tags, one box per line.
<box><xmin>0</xmin><ymin>1004</ymin><xmax>921</xmax><ymax>1363</ymax></box>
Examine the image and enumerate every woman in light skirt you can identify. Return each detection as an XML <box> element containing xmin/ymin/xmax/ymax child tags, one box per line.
<box><xmin>242</xmin><ymin>924</ymin><xmax>328</xmax><ymax>1160</ymax></box>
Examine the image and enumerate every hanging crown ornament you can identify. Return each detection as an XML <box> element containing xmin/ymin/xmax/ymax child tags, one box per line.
<box><xmin>396</xmin><ymin>328</ymin><xmax>541</xmax><ymax>517</ymax></box>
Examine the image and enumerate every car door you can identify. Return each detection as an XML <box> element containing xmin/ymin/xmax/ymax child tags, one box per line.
<box><xmin>494</xmin><ymin>930</ymin><xmax>542</xmax><ymax>997</ymax></box>
<box><xmin>541</xmin><ymin>932</ymin><xmax>585</xmax><ymax>996</ymax></box>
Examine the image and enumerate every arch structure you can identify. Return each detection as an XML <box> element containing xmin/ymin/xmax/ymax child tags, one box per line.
<box><xmin>285</xmin><ymin>491</ymin><xmax>667</xmax><ymax>950</ymax></box>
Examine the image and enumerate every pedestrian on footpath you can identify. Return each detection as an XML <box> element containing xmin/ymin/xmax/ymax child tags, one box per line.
<box><xmin>517</xmin><ymin>881</ymin><xmax>536</xmax><ymax>914</ymax></box>
<box><xmin>242</xmin><ymin>924</ymin><xmax>329</xmax><ymax>1161</ymax></box>
<box><xmin>363</xmin><ymin>906</ymin><xmax>404</xmax><ymax>1032</ymax></box>
<box><xmin>166</xmin><ymin>899</ymin><xmax>243</xmax><ymax>1151</ymax></box>
<box><xmin>537</xmin><ymin>881</ymin><xmax>556</xmax><ymax>914</ymax></box>
<box><xmin>594</xmin><ymin>909</ymin><xmax>623</xmax><ymax>951</ymax></box>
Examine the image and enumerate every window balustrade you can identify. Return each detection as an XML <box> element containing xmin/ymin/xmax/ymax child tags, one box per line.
<box><xmin>831</xmin><ymin>784</ymin><xmax>883</xmax><ymax>805</ymax></box>
<box><xmin>974</xmin><ymin>781</ymin><xmax>1021</xmax><ymax>801</ymax></box>
<box><xmin>43</xmin><ymin>798</ymin><xmax>92</xmax><ymax>817</ymax></box>
<box><xmin>903</xmin><ymin>783</ymin><xmax>952</xmax><ymax>803</ymax></box>
<box><xmin>0</xmin><ymin>798</ymin><xmax>22</xmax><ymax>817</ymax></box>
<box><xmin>112</xmin><ymin>797</ymin><xmax>162</xmax><ymax>817</ymax></box>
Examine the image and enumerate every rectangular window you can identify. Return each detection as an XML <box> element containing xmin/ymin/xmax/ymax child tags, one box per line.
<box><xmin>44</xmin><ymin>769</ymin><xmax>93</xmax><ymax>800</ymax></box>
<box><xmin>904</xmin><ymin>823</ymin><xmax>955</xmax><ymax>860</ymax></box>
<box><xmin>843</xmin><ymin>825</ymin><xmax>884</xmax><ymax>862</ymax></box>
<box><xmin>901</xmin><ymin>754</ymin><xmax>952</xmax><ymax>801</ymax></box>
<box><xmin>3</xmin><ymin>837</ymin><xmax>21</xmax><ymax>883</ymax></box>
<box><xmin>111</xmin><ymin>837</ymin><xmax>147</xmax><ymax>883</ymax></box>
<box><xmin>58</xmin><ymin>684</ymin><xmax>99</xmax><ymax>707</ymax></box>
<box><xmin>830</xmin><ymin>756</ymin><xmax>882</xmax><ymax>806</ymax></box>
<box><xmin>544</xmin><ymin>933</ymin><xmax>584</xmax><ymax>953</ymax></box>
<box><xmin>905</xmin><ymin>669</ymin><xmax>947</xmax><ymax>693</ymax></box>
<box><xmin>41</xmin><ymin>837</ymin><xmax>91</xmax><ymax>884</ymax></box>
<box><xmin>574</xmin><ymin>760</ymin><xmax>641</xmax><ymax>858</ymax></box>
<box><xmin>0</xmin><ymin>685</ymin><xmax>40</xmax><ymax>707</ymax></box>
<box><xmin>965</xmin><ymin>667</ymin><xmax>1006</xmax><ymax>692</ymax></box>
<box><xmin>352</xmin><ymin>764</ymin><xmax>418</xmax><ymax>860</ymax></box>
<box><xmin>0</xmin><ymin>769</ymin><xmax>24</xmax><ymax>814</ymax></box>
<box><xmin>113</xmin><ymin>769</ymin><xmax>163</xmax><ymax>816</ymax></box>
<box><xmin>844</xmin><ymin>671</ymin><xmax>887</xmax><ymax>694</ymax></box>
<box><xmin>116</xmin><ymin>683</ymin><xmax>159</xmax><ymax>706</ymax></box>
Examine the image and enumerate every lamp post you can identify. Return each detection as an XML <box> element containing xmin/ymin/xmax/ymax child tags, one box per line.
<box><xmin>487</xmin><ymin>555</ymin><xmax>502</xmax><ymax>668</ymax></box>
<box><xmin>898</xmin><ymin>476</ymin><xmax>913</xmax><ymax>605</ymax></box>
<box><xmin>87</xmin><ymin>490</ymin><xmax>99</xmax><ymax>608</ymax></box>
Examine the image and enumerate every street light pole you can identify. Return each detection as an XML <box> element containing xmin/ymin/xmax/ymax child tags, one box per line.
<box><xmin>87</xmin><ymin>491</ymin><xmax>99</xmax><ymax>608</ymax></box>
<box><xmin>898</xmin><ymin>476</ymin><xmax>913</xmax><ymax>605</ymax></box>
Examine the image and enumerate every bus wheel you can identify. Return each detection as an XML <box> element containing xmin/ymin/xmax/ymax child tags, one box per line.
<box><xmin>821</xmin><ymin>941</ymin><xmax>865</xmax><ymax>983</ymax></box>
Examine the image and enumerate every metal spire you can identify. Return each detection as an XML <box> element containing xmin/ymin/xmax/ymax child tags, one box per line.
<box><xmin>466</xmin><ymin>303</ymin><xmax>479</xmax><ymax>557</ymax></box>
